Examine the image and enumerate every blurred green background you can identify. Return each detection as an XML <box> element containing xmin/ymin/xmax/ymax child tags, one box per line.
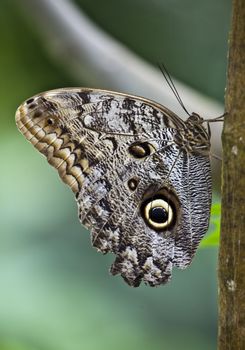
<box><xmin>0</xmin><ymin>1</ymin><xmax>231</xmax><ymax>349</ymax></box>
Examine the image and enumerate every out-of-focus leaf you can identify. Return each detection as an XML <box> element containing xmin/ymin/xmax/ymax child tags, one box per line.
<box><xmin>0</xmin><ymin>339</ymin><xmax>44</xmax><ymax>350</ymax></box>
<box><xmin>200</xmin><ymin>202</ymin><xmax>221</xmax><ymax>247</ymax></box>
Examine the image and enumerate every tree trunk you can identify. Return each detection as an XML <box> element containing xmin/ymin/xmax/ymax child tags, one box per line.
<box><xmin>218</xmin><ymin>0</ymin><xmax>245</xmax><ymax>348</ymax></box>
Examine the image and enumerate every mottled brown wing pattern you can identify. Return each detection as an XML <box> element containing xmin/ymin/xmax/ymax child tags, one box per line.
<box><xmin>15</xmin><ymin>88</ymin><xmax>212</xmax><ymax>287</ymax></box>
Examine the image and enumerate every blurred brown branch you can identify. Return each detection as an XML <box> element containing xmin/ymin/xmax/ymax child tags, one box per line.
<box><xmin>218</xmin><ymin>0</ymin><xmax>245</xmax><ymax>348</ymax></box>
<box><xmin>17</xmin><ymin>0</ymin><xmax>223</xmax><ymax>163</ymax></box>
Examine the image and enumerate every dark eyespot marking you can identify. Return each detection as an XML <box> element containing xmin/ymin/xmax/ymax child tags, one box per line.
<box><xmin>128</xmin><ymin>142</ymin><xmax>154</xmax><ymax>159</ymax></box>
<box><xmin>28</xmin><ymin>103</ymin><xmax>37</xmax><ymax>110</ymax></box>
<box><xmin>33</xmin><ymin>110</ymin><xmax>43</xmax><ymax>119</ymax></box>
<box><xmin>149</xmin><ymin>206</ymin><xmax>168</xmax><ymax>223</ymax></box>
<box><xmin>127</xmin><ymin>178</ymin><xmax>138</xmax><ymax>191</ymax></box>
<box><xmin>26</xmin><ymin>98</ymin><xmax>34</xmax><ymax>104</ymax></box>
<box><xmin>47</xmin><ymin>118</ymin><xmax>55</xmax><ymax>125</ymax></box>
<box><xmin>77</xmin><ymin>91</ymin><xmax>91</xmax><ymax>104</ymax></box>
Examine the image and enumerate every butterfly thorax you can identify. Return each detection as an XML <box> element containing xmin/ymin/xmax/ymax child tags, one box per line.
<box><xmin>173</xmin><ymin>113</ymin><xmax>210</xmax><ymax>156</ymax></box>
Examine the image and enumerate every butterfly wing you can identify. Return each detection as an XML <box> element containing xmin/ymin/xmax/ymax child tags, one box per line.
<box><xmin>16</xmin><ymin>88</ymin><xmax>211</xmax><ymax>287</ymax></box>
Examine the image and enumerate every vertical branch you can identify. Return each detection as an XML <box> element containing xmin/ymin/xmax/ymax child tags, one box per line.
<box><xmin>218</xmin><ymin>0</ymin><xmax>245</xmax><ymax>348</ymax></box>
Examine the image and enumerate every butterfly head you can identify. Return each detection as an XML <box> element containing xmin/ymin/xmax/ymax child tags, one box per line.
<box><xmin>180</xmin><ymin>112</ymin><xmax>211</xmax><ymax>155</ymax></box>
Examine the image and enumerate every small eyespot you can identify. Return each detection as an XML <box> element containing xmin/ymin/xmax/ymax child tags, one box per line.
<box><xmin>128</xmin><ymin>142</ymin><xmax>154</xmax><ymax>159</ymax></box>
<box><xmin>127</xmin><ymin>178</ymin><xmax>138</xmax><ymax>191</ymax></box>
<box><xmin>28</xmin><ymin>103</ymin><xmax>37</xmax><ymax>110</ymax></box>
<box><xmin>47</xmin><ymin>118</ymin><xmax>55</xmax><ymax>126</ymax></box>
<box><xmin>26</xmin><ymin>98</ymin><xmax>34</xmax><ymax>105</ymax></box>
<box><xmin>141</xmin><ymin>197</ymin><xmax>174</xmax><ymax>230</ymax></box>
<box><xmin>33</xmin><ymin>110</ymin><xmax>42</xmax><ymax>119</ymax></box>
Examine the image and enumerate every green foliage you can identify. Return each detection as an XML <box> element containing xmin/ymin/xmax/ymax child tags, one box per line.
<box><xmin>0</xmin><ymin>340</ymin><xmax>42</xmax><ymax>350</ymax></box>
<box><xmin>200</xmin><ymin>203</ymin><xmax>221</xmax><ymax>247</ymax></box>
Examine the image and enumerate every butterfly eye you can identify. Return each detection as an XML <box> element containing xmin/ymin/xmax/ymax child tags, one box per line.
<box><xmin>142</xmin><ymin>198</ymin><xmax>174</xmax><ymax>230</ymax></box>
<box><xmin>128</xmin><ymin>142</ymin><xmax>154</xmax><ymax>159</ymax></box>
<box><xmin>187</xmin><ymin>112</ymin><xmax>203</xmax><ymax>124</ymax></box>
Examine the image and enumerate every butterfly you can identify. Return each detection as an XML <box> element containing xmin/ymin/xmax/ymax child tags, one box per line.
<box><xmin>15</xmin><ymin>85</ymin><xmax>213</xmax><ymax>287</ymax></box>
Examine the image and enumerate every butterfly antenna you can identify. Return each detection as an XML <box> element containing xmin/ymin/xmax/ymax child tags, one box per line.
<box><xmin>158</xmin><ymin>62</ymin><xmax>191</xmax><ymax>117</ymax></box>
<box><xmin>202</xmin><ymin>113</ymin><xmax>227</xmax><ymax>122</ymax></box>
<box><xmin>210</xmin><ymin>152</ymin><xmax>222</xmax><ymax>161</ymax></box>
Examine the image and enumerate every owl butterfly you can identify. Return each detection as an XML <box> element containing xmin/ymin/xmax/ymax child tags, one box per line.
<box><xmin>16</xmin><ymin>84</ymin><xmax>213</xmax><ymax>287</ymax></box>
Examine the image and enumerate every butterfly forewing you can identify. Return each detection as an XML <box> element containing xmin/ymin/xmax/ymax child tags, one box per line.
<box><xmin>15</xmin><ymin>88</ymin><xmax>212</xmax><ymax>287</ymax></box>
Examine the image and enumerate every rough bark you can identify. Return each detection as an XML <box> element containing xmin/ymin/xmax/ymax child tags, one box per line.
<box><xmin>218</xmin><ymin>0</ymin><xmax>245</xmax><ymax>348</ymax></box>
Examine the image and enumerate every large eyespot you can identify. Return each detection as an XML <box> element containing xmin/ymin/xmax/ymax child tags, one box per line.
<box><xmin>141</xmin><ymin>196</ymin><xmax>176</xmax><ymax>231</ymax></box>
<box><xmin>128</xmin><ymin>142</ymin><xmax>154</xmax><ymax>159</ymax></box>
